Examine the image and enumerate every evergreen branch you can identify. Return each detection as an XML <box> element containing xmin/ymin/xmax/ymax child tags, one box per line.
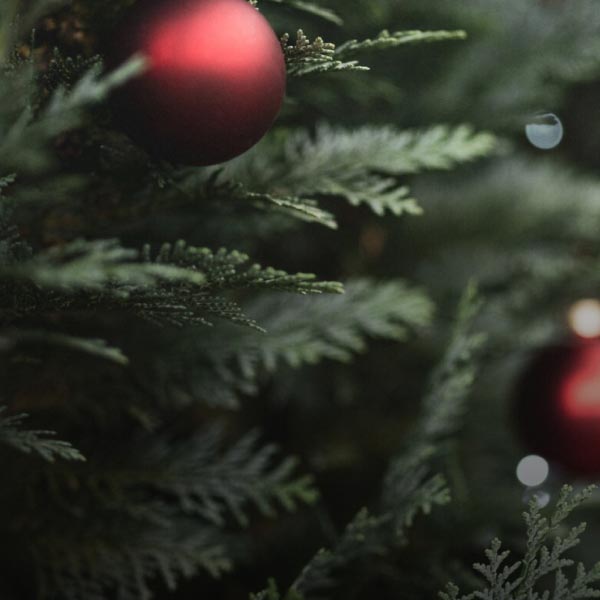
<box><xmin>159</xmin><ymin>166</ymin><xmax>339</xmax><ymax>229</ymax></box>
<box><xmin>282</xmin><ymin>30</ymin><xmax>368</xmax><ymax>77</ymax></box>
<box><xmin>383</xmin><ymin>285</ymin><xmax>484</xmax><ymax>535</ymax></box>
<box><xmin>197</xmin><ymin>278</ymin><xmax>433</xmax><ymax>376</ymax></box>
<box><xmin>283</xmin><ymin>29</ymin><xmax>466</xmax><ymax>77</ymax></box>
<box><xmin>73</xmin><ymin>427</ymin><xmax>318</xmax><ymax>529</ymax></box>
<box><xmin>0</xmin><ymin>407</ymin><xmax>85</xmax><ymax>463</ymax></box>
<box><xmin>0</xmin><ymin>56</ymin><xmax>145</xmax><ymax>175</ymax></box>
<box><xmin>291</xmin><ymin>508</ymin><xmax>390</xmax><ymax>596</ymax></box>
<box><xmin>441</xmin><ymin>486</ymin><xmax>600</xmax><ymax>600</ymax></box>
<box><xmin>37</xmin><ymin>524</ymin><xmax>232</xmax><ymax>600</ymax></box>
<box><xmin>1</xmin><ymin>239</ymin><xmax>206</xmax><ymax>291</ymax></box>
<box><xmin>225</xmin><ymin>124</ymin><xmax>497</xmax><ymax>219</ymax></box>
<box><xmin>253</xmin><ymin>289</ymin><xmax>484</xmax><ymax>599</ymax></box>
<box><xmin>36</xmin><ymin>429</ymin><xmax>317</xmax><ymax>598</ymax></box>
<box><xmin>264</xmin><ymin>0</ymin><xmax>343</xmax><ymax>25</ymax></box>
<box><xmin>382</xmin><ymin>445</ymin><xmax>451</xmax><ymax>538</ymax></box>
<box><xmin>146</xmin><ymin>241</ymin><xmax>343</xmax><ymax>295</ymax></box>
<box><xmin>0</xmin><ymin>329</ymin><xmax>129</xmax><ymax>364</ymax></box>
<box><xmin>418</xmin><ymin>283</ymin><xmax>486</xmax><ymax>442</ymax></box>
<box><xmin>246</xmin><ymin>191</ymin><xmax>338</xmax><ymax>229</ymax></box>
<box><xmin>336</xmin><ymin>29</ymin><xmax>467</xmax><ymax>58</ymax></box>
<box><xmin>138</xmin><ymin>428</ymin><xmax>315</xmax><ymax>527</ymax></box>
<box><xmin>1</xmin><ymin>240</ymin><xmax>341</xmax><ymax>332</ymax></box>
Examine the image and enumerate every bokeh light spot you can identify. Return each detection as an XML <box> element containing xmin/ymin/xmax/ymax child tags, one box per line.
<box><xmin>516</xmin><ymin>454</ymin><xmax>549</xmax><ymax>487</ymax></box>
<box><xmin>525</xmin><ymin>113</ymin><xmax>563</xmax><ymax>150</ymax></box>
<box><xmin>568</xmin><ymin>299</ymin><xmax>600</xmax><ymax>339</ymax></box>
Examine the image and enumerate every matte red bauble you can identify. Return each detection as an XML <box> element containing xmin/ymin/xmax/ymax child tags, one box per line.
<box><xmin>109</xmin><ymin>0</ymin><xmax>286</xmax><ymax>165</ymax></box>
<box><xmin>514</xmin><ymin>341</ymin><xmax>600</xmax><ymax>477</ymax></box>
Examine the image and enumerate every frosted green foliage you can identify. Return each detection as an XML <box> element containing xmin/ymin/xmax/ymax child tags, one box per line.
<box><xmin>264</xmin><ymin>0</ymin><xmax>343</xmax><ymax>25</ymax></box>
<box><xmin>222</xmin><ymin>124</ymin><xmax>497</xmax><ymax>224</ymax></box>
<box><xmin>440</xmin><ymin>486</ymin><xmax>600</xmax><ymax>600</ymax></box>
<box><xmin>0</xmin><ymin>406</ymin><xmax>85</xmax><ymax>462</ymax></box>
<box><xmin>284</xmin><ymin>28</ymin><xmax>466</xmax><ymax>77</ymax></box>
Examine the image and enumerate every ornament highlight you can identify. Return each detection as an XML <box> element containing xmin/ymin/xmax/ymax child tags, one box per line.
<box><xmin>514</xmin><ymin>341</ymin><xmax>600</xmax><ymax>477</ymax></box>
<box><xmin>109</xmin><ymin>0</ymin><xmax>286</xmax><ymax>165</ymax></box>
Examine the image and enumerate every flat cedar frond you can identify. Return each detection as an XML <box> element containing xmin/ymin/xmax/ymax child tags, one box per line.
<box><xmin>440</xmin><ymin>486</ymin><xmax>600</xmax><ymax>600</ymax></box>
<box><xmin>336</xmin><ymin>29</ymin><xmax>467</xmax><ymax>58</ymax></box>
<box><xmin>35</xmin><ymin>523</ymin><xmax>232</xmax><ymax>600</ymax></box>
<box><xmin>1</xmin><ymin>238</ymin><xmax>205</xmax><ymax>290</ymax></box>
<box><xmin>0</xmin><ymin>406</ymin><xmax>85</xmax><ymax>462</ymax></box>
<box><xmin>282</xmin><ymin>30</ymin><xmax>367</xmax><ymax>77</ymax></box>
<box><xmin>284</xmin><ymin>28</ymin><xmax>466</xmax><ymax>78</ymax></box>
<box><xmin>74</xmin><ymin>427</ymin><xmax>319</xmax><ymax>528</ymax></box>
<box><xmin>0</xmin><ymin>239</ymin><xmax>341</xmax><ymax>333</ymax></box>
<box><xmin>192</xmin><ymin>278</ymin><xmax>433</xmax><ymax>376</ymax></box>
<box><xmin>418</xmin><ymin>283</ymin><xmax>486</xmax><ymax>442</ymax></box>
<box><xmin>222</xmin><ymin>124</ymin><xmax>497</xmax><ymax>220</ymax></box>
<box><xmin>146</xmin><ymin>241</ymin><xmax>343</xmax><ymax>295</ymax></box>
<box><xmin>33</xmin><ymin>428</ymin><xmax>317</xmax><ymax>598</ymax></box>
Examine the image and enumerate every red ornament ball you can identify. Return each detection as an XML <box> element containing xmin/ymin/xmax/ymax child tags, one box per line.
<box><xmin>514</xmin><ymin>340</ymin><xmax>600</xmax><ymax>477</ymax></box>
<box><xmin>109</xmin><ymin>0</ymin><xmax>286</xmax><ymax>165</ymax></box>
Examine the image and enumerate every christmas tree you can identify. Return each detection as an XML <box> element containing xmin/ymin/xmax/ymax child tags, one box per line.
<box><xmin>3</xmin><ymin>0</ymin><xmax>600</xmax><ymax>598</ymax></box>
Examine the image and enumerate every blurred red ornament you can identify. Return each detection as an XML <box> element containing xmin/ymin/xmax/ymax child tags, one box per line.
<box><xmin>109</xmin><ymin>0</ymin><xmax>286</xmax><ymax>165</ymax></box>
<box><xmin>514</xmin><ymin>340</ymin><xmax>600</xmax><ymax>477</ymax></box>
